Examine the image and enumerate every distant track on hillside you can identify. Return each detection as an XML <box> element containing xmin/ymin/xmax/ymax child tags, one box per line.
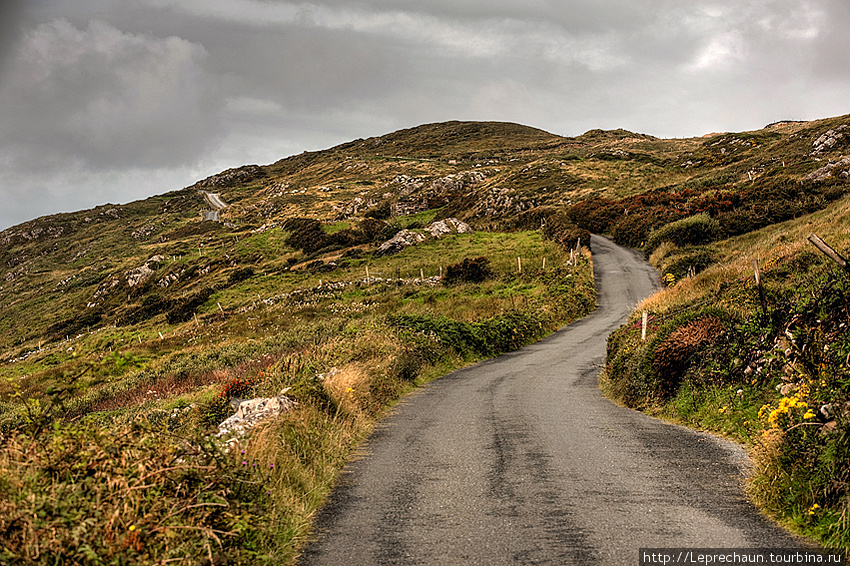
<box><xmin>298</xmin><ymin>235</ymin><xmax>807</xmax><ymax>566</ymax></box>
<box><xmin>200</xmin><ymin>190</ymin><xmax>227</xmax><ymax>210</ymax></box>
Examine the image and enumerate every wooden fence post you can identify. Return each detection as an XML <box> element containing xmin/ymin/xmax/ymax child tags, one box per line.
<box><xmin>808</xmin><ymin>233</ymin><xmax>850</xmax><ymax>275</ymax></box>
<box><xmin>641</xmin><ymin>311</ymin><xmax>648</xmax><ymax>341</ymax></box>
<box><xmin>753</xmin><ymin>259</ymin><xmax>767</xmax><ymax>315</ymax></box>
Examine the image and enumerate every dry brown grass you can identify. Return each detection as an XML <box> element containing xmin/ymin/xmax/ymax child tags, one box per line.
<box><xmin>322</xmin><ymin>363</ymin><xmax>372</xmax><ymax>417</ymax></box>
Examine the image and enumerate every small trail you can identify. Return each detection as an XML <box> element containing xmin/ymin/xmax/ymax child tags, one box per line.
<box><xmin>299</xmin><ymin>235</ymin><xmax>807</xmax><ymax>566</ymax></box>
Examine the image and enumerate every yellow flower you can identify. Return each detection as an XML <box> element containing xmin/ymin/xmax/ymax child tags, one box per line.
<box><xmin>808</xmin><ymin>504</ymin><xmax>820</xmax><ymax>516</ymax></box>
<box><xmin>129</xmin><ymin>525</ymin><xmax>136</xmax><ymax>532</ymax></box>
<box><xmin>803</xmin><ymin>410</ymin><xmax>816</xmax><ymax>420</ymax></box>
<box><xmin>718</xmin><ymin>406</ymin><xmax>727</xmax><ymax>414</ymax></box>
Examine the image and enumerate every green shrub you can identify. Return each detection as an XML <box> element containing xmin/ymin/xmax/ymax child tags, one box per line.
<box><xmin>283</xmin><ymin>218</ymin><xmax>328</xmax><ymax>253</ymax></box>
<box><xmin>645</xmin><ymin>213</ymin><xmax>722</xmax><ymax>256</ymax></box>
<box><xmin>657</xmin><ymin>247</ymin><xmax>718</xmax><ymax>280</ymax></box>
<box><xmin>228</xmin><ymin>266</ymin><xmax>255</xmax><ymax>285</ymax></box>
<box><xmin>390</xmin><ymin>310</ymin><xmax>551</xmax><ymax>359</ymax></box>
<box><xmin>166</xmin><ymin>287</ymin><xmax>215</xmax><ymax>324</ymax></box>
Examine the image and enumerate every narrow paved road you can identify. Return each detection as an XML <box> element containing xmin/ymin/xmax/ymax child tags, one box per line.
<box><xmin>299</xmin><ymin>235</ymin><xmax>805</xmax><ymax>566</ymax></box>
<box><xmin>201</xmin><ymin>190</ymin><xmax>227</xmax><ymax>210</ymax></box>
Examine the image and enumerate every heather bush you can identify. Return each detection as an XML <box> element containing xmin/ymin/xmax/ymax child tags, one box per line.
<box><xmin>653</xmin><ymin>315</ymin><xmax>725</xmax><ymax>397</ymax></box>
<box><xmin>567</xmin><ymin>197</ymin><xmax>620</xmax><ymax>234</ymax></box>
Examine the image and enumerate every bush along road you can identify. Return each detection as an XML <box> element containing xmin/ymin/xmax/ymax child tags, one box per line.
<box><xmin>298</xmin><ymin>235</ymin><xmax>809</xmax><ymax>566</ymax></box>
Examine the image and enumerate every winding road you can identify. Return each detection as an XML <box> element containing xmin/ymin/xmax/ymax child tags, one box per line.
<box><xmin>299</xmin><ymin>235</ymin><xmax>806</xmax><ymax>566</ymax></box>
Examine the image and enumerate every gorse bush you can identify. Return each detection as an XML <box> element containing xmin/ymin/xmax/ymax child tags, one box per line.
<box><xmin>649</xmin><ymin>245</ymin><xmax>718</xmax><ymax>282</ymax></box>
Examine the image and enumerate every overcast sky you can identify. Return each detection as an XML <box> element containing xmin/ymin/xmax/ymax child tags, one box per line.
<box><xmin>0</xmin><ymin>0</ymin><xmax>848</xmax><ymax>230</ymax></box>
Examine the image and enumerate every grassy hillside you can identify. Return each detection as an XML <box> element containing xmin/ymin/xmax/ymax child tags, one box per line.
<box><xmin>1</xmin><ymin>114</ymin><xmax>849</xmax><ymax>562</ymax></box>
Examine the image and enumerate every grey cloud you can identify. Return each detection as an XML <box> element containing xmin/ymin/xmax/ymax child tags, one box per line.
<box><xmin>0</xmin><ymin>18</ymin><xmax>225</xmax><ymax>169</ymax></box>
<box><xmin>0</xmin><ymin>0</ymin><xmax>25</xmax><ymax>74</ymax></box>
<box><xmin>1</xmin><ymin>0</ymin><xmax>848</xmax><ymax>230</ymax></box>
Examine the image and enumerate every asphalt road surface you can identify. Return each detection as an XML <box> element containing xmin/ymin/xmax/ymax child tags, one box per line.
<box><xmin>299</xmin><ymin>235</ymin><xmax>807</xmax><ymax>566</ymax></box>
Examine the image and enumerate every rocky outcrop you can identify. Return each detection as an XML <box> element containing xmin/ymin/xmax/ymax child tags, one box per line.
<box><xmin>126</xmin><ymin>255</ymin><xmax>165</xmax><ymax>288</ymax></box>
<box><xmin>377</xmin><ymin>218</ymin><xmax>472</xmax><ymax>255</ymax></box>
<box><xmin>434</xmin><ymin>171</ymin><xmax>485</xmax><ymax>192</ymax></box>
<box><xmin>195</xmin><ymin>165</ymin><xmax>264</xmax><ymax>189</ymax></box>
<box><xmin>426</xmin><ymin>218</ymin><xmax>472</xmax><ymax>237</ymax></box>
<box><xmin>805</xmin><ymin>156</ymin><xmax>850</xmax><ymax>182</ymax></box>
<box><xmin>812</xmin><ymin>125</ymin><xmax>849</xmax><ymax>155</ymax></box>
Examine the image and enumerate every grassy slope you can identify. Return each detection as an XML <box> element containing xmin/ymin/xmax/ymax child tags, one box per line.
<box><xmin>0</xmin><ymin>223</ymin><xmax>596</xmax><ymax>563</ymax></box>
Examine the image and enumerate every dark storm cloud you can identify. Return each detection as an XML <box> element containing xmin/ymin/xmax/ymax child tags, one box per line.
<box><xmin>0</xmin><ymin>0</ymin><xmax>848</xmax><ymax>230</ymax></box>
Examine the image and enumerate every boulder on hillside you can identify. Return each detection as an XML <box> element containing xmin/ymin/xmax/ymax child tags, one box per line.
<box><xmin>216</xmin><ymin>394</ymin><xmax>296</xmax><ymax>448</ymax></box>
<box><xmin>377</xmin><ymin>218</ymin><xmax>472</xmax><ymax>255</ymax></box>
<box><xmin>427</xmin><ymin>218</ymin><xmax>472</xmax><ymax>237</ymax></box>
<box><xmin>377</xmin><ymin>229</ymin><xmax>427</xmax><ymax>255</ymax></box>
